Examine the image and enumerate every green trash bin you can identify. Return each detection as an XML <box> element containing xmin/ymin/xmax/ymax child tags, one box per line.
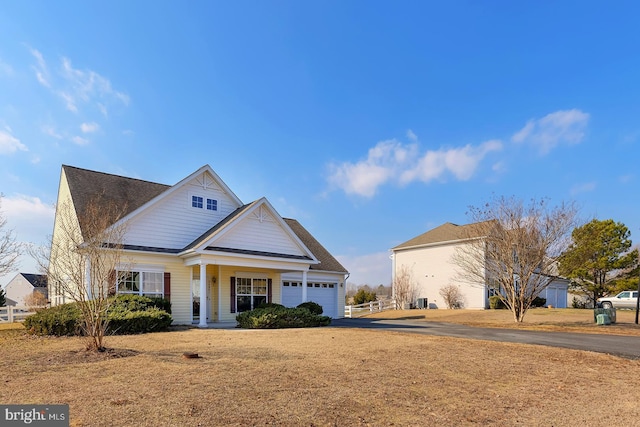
<box><xmin>594</xmin><ymin>307</ymin><xmax>616</xmax><ymax>324</ymax></box>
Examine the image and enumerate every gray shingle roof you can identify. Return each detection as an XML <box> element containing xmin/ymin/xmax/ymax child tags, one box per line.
<box><xmin>63</xmin><ymin>165</ymin><xmax>170</xmax><ymax>235</ymax></box>
<box><xmin>284</xmin><ymin>218</ymin><xmax>348</xmax><ymax>273</ymax></box>
<box><xmin>392</xmin><ymin>221</ymin><xmax>494</xmax><ymax>250</ymax></box>
<box><xmin>62</xmin><ymin>165</ymin><xmax>347</xmax><ymax>274</ymax></box>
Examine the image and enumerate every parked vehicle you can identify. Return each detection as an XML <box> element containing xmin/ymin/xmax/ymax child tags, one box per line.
<box><xmin>597</xmin><ymin>291</ymin><xmax>639</xmax><ymax>309</ymax></box>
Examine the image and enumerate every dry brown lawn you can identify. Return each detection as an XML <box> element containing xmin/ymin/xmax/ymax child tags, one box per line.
<box><xmin>2</xmin><ymin>310</ymin><xmax>640</xmax><ymax>427</ymax></box>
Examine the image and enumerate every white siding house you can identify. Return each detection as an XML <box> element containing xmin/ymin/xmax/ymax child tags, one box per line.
<box><xmin>391</xmin><ymin>222</ymin><xmax>569</xmax><ymax>309</ymax></box>
<box><xmin>49</xmin><ymin>165</ymin><xmax>348</xmax><ymax>324</ymax></box>
<box><xmin>4</xmin><ymin>273</ymin><xmax>48</xmax><ymax>306</ymax></box>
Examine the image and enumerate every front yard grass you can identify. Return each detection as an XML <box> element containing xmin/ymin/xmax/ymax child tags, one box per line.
<box><xmin>2</xmin><ymin>320</ymin><xmax>640</xmax><ymax>426</ymax></box>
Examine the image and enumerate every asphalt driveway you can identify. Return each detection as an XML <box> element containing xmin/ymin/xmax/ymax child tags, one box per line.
<box><xmin>331</xmin><ymin>317</ymin><xmax>640</xmax><ymax>360</ymax></box>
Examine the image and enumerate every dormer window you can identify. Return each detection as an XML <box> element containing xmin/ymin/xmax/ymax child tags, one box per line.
<box><xmin>191</xmin><ymin>195</ymin><xmax>217</xmax><ymax>212</ymax></box>
<box><xmin>192</xmin><ymin>196</ymin><xmax>203</xmax><ymax>209</ymax></box>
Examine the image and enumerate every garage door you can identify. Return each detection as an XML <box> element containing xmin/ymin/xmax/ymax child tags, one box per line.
<box><xmin>307</xmin><ymin>282</ymin><xmax>338</xmax><ymax>318</ymax></box>
<box><xmin>282</xmin><ymin>280</ymin><xmax>339</xmax><ymax>318</ymax></box>
<box><xmin>281</xmin><ymin>281</ymin><xmax>303</xmax><ymax>308</ymax></box>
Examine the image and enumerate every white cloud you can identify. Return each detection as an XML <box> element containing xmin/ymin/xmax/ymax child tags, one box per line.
<box><xmin>0</xmin><ymin>129</ymin><xmax>28</xmax><ymax>154</ymax></box>
<box><xmin>0</xmin><ymin>195</ymin><xmax>55</xmax><ymax>285</ymax></box>
<box><xmin>336</xmin><ymin>251</ymin><xmax>392</xmax><ymax>287</ymax></box>
<box><xmin>29</xmin><ymin>48</ymin><xmax>50</xmax><ymax>87</ymax></box>
<box><xmin>512</xmin><ymin>109</ymin><xmax>590</xmax><ymax>154</ymax></box>
<box><xmin>406</xmin><ymin>129</ymin><xmax>418</xmax><ymax>143</ymax></box>
<box><xmin>71</xmin><ymin>136</ymin><xmax>89</xmax><ymax>145</ymax></box>
<box><xmin>570</xmin><ymin>181</ymin><xmax>596</xmax><ymax>195</ymax></box>
<box><xmin>42</xmin><ymin>125</ymin><xmax>63</xmax><ymax>139</ymax></box>
<box><xmin>327</xmin><ymin>139</ymin><xmax>418</xmax><ymax>197</ymax></box>
<box><xmin>1</xmin><ymin>194</ymin><xmax>55</xmax><ymax>244</ymax></box>
<box><xmin>80</xmin><ymin>122</ymin><xmax>100</xmax><ymax>133</ymax></box>
<box><xmin>28</xmin><ymin>49</ymin><xmax>129</xmax><ymax>115</ymax></box>
<box><xmin>327</xmin><ymin>133</ymin><xmax>502</xmax><ymax>198</ymax></box>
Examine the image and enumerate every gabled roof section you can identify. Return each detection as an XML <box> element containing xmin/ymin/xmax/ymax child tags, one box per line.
<box><xmin>393</xmin><ymin>221</ymin><xmax>494</xmax><ymax>250</ymax></box>
<box><xmin>112</xmin><ymin>164</ymin><xmax>243</xmax><ymax>229</ymax></box>
<box><xmin>20</xmin><ymin>273</ymin><xmax>48</xmax><ymax>288</ymax></box>
<box><xmin>182</xmin><ymin>201</ymin><xmax>257</xmax><ymax>252</ymax></box>
<box><xmin>182</xmin><ymin>198</ymin><xmax>318</xmax><ymax>261</ymax></box>
<box><xmin>63</xmin><ymin>165</ymin><xmax>170</xmax><ymax>235</ymax></box>
<box><xmin>284</xmin><ymin>218</ymin><xmax>348</xmax><ymax>273</ymax></box>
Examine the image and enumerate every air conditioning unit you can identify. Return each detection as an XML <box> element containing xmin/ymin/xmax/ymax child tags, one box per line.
<box><xmin>417</xmin><ymin>298</ymin><xmax>428</xmax><ymax>309</ymax></box>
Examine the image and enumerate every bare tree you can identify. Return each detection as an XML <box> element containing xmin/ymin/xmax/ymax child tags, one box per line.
<box><xmin>439</xmin><ymin>284</ymin><xmax>464</xmax><ymax>309</ymax></box>
<box><xmin>24</xmin><ymin>291</ymin><xmax>48</xmax><ymax>310</ymax></box>
<box><xmin>0</xmin><ymin>194</ymin><xmax>21</xmax><ymax>279</ymax></box>
<box><xmin>31</xmin><ymin>195</ymin><xmax>128</xmax><ymax>351</ymax></box>
<box><xmin>452</xmin><ymin>196</ymin><xmax>578</xmax><ymax>322</ymax></box>
<box><xmin>392</xmin><ymin>264</ymin><xmax>418</xmax><ymax>309</ymax></box>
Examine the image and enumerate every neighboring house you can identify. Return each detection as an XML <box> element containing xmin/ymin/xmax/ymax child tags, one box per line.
<box><xmin>4</xmin><ymin>273</ymin><xmax>48</xmax><ymax>306</ymax></box>
<box><xmin>391</xmin><ymin>222</ymin><xmax>569</xmax><ymax>309</ymax></box>
<box><xmin>50</xmin><ymin>165</ymin><xmax>348</xmax><ymax>325</ymax></box>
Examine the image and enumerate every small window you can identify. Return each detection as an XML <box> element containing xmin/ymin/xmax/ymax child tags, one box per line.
<box><xmin>292</xmin><ymin>282</ymin><xmax>298</xmax><ymax>287</ymax></box>
<box><xmin>206</xmin><ymin>198</ymin><xmax>217</xmax><ymax>211</ymax></box>
<box><xmin>322</xmin><ymin>283</ymin><xmax>328</xmax><ymax>288</ymax></box>
<box><xmin>307</xmin><ymin>283</ymin><xmax>312</xmax><ymax>287</ymax></box>
<box><xmin>283</xmin><ymin>282</ymin><xmax>290</xmax><ymax>287</ymax></box>
<box><xmin>329</xmin><ymin>283</ymin><xmax>335</xmax><ymax>288</ymax></box>
<box><xmin>192</xmin><ymin>196</ymin><xmax>203</xmax><ymax>208</ymax></box>
<box><xmin>314</xmin><ymin>283</ymin><xmax>320</xmax><ymax>288</ymax></box>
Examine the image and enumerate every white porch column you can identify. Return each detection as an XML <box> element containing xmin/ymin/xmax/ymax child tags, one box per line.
<box><xmin>199</xmin><ymin>263</ymin><xmax>208</xmax><ymax>327</ymax></box>
<box><xmin>301</xmin><ymin>270</ymin><xmax>308</xmax><ymax>303</ymax></box>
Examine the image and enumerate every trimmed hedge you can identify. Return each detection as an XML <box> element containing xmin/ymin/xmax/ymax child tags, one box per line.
<box><xmin>108</xmin><ymin>307</ymin><xmax>173</xmax><ymax>334</ymax></box>
<box><xmin>236</xmin><ymin>306</ymin><xmax>331</xmax><ymax>329</ymax></box>
<box><xmin>24</xmin><ymin>295</ymin><xmax>173</xmax><ymax>336</ymax></box>
<box><xmin>297</xmin><ymin>301</ymin><xmax>323</xmax><ymax>315</ymax></box>
<box><xmin>23</xmin><ymin>303</ymin><xmax>81</xmax><ymax>336</ymax></box>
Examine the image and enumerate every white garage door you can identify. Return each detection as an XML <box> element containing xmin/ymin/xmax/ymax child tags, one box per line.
<box><xmin>307</xmin><ymin>282</ymin><xmax>338</xmax><ymax>318</ymax></box>
<box><xmin>281</xmin><ymin>280</ymin><xmax>338</xmax><ymax>318</ymax></box>
<box><xmin>281</xmin><ymin>281</ymin><xmax>303</xmax><ymax>308</ymax></box>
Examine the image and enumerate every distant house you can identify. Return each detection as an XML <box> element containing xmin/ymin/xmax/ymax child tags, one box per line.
<box><xmin>391</xmin><ymin>222</ymin><xmax>569</xmax><ymax>309</ymax></box>
<box><xmin>4</xmin><ymin>273</ymin><xmax>48</xmax><ymax>306</ymax></box>
<box><xmin>49</xmin><ymin>165</ymin><xmax>348</xmax><ymax>324</ymax></box>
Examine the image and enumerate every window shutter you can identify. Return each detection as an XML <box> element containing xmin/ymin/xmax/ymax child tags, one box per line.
<box><xmin>230</xmin><ymin>277</ymin><xmax>236</xmax><ymax>313</ymax></box>
<box><xmin>267</xmin><ymin>278</ymin><xmax>272</xmax><ymax>303</ymax></box>
<box><xmin>108</xmin><ymin>270</ymin><xmax>117</xmax><ymax>296</ymax></box>
<box><xmin>164</xmin><ymin>272</ymin><xmax>171</xmax><ymax>301</ymax></box>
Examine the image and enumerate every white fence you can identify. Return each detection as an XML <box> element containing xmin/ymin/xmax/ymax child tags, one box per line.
<box><xmin>344</xmin><ymin>299</ymin><xmax>397</xmax><ymax>318</ymax></box>
<box><xmin>0</xmin><ymin>306</ymin><xmax>34</xmax><ymax>323</ymax></box>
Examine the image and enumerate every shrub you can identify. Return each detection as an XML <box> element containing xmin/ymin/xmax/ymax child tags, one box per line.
<box><xmin>256</xmin><ymin>302</ymin><xmax>285</xmax><ymax>310</ymax></box>
<box><xmin>108</xmin><ymin>307</ymin><xmax>173</xmax><ymax>334</ymax></box>
<box><xmin>489</xmin><ymin>296</ymin><xmax>506</xmax><ymax>309</ymax></box>
<box><xmin>236</xmin><ymin>306</ymin><xmax>331</xmax><ymax>329</ymax></box>
<box><xmin>297</xmin><ymin>301</ymin><xmax>323</xmax><ymax>315</ymax></box>
<box><xmin>25</xmin><ymin>295</ymin><xmax>173</xmax><ymax>336</ymax></box>
<box><xmin>110</xmin><ymin>294</ymin><xmax>171</xmax><ymax>314</ymax></box>
<box><xmin>23</xmin><ymin>303</ymin><xmax>82</xmax><ymax>336</ymax></box>
<box><xmin>353</xmin><ymin>289</ymin><xmax>377</xmax><ymax>305</ymax></box>
<box><xmin>531</xmin><ymin>297</ymin><xmax>547</xmax><ymax>308</ymax></box>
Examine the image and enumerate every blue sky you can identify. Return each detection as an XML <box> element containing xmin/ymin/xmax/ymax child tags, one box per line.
<box><xmin>1</xmin><ymin>1</ymin><xmax>639</xmax><ymax>288</ymax></box>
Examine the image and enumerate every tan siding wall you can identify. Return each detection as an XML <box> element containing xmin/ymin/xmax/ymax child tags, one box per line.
<box><xmin>217</xmin><ymin>266</ymin><xmax>281</xmax><ymax>322</ymax></box>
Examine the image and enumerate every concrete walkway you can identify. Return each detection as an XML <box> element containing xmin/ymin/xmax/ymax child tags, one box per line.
<box><xmin>330</xmin><ymin>317</ymin><xmax>640</xmax><ymax>360</ymax></box>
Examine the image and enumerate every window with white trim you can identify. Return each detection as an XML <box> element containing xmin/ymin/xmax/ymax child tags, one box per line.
<box><xmin>117</xmin><ymin>271</ymin><xmax>164</xmax><ymax>297</ymax></box>
<box><xmin>206</xmin><ymin>198</ymin><xmax>217</xmax><ymax>211</ymax></box>
<box><xmin>192</xmin><ymin>196</ymin><xmax>203</xmax><ymax>209</ymax></box>
<box><xmin>236</xmin><ymin>277</ymin><xmax>267</xmax><ymax>312</ymax></box>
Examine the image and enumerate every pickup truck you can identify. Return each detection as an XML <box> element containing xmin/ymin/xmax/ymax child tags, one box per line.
<box><xmin>597</xmin><ymin>291</ymin><xmax>639</xmax><ymax>309</ymax></box>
